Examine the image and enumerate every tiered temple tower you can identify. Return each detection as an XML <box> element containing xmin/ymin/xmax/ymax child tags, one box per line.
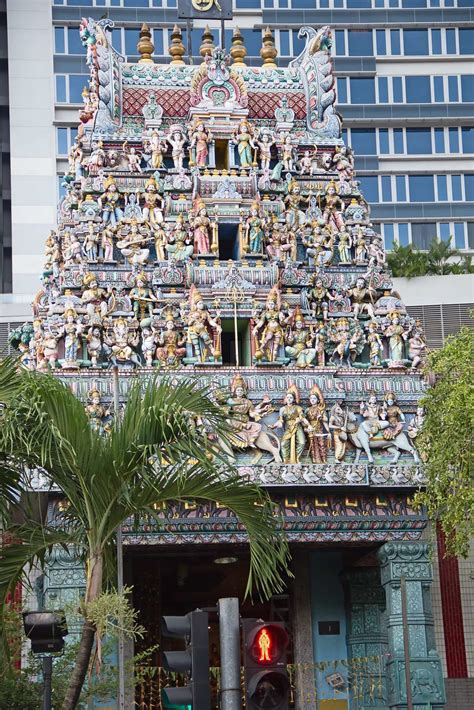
<box><xmin>13</xmin><ymin>19</ymin><xmax>446</xmax><ymax>710</ymax></box>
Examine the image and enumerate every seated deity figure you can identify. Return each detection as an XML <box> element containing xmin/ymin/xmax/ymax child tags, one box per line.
<box><xmin>139</xmin><ymin>177</ymin><xmax>164</xmax><ymax>226</ymax></box>
<box><xmin>165</xmin><ymin>216</ymin><xmax>194</xmax><ymax>262</ymax></box>
<box><xmin>99</xmin><ymin>177</ymin><xmax>123</xmax><ymax>226</ymax></box>
<box><xmin>284</xmin><ymin>308</ymin><xmax>316</xmax><ymax>368</ymax></box>
<box><xmin>225</xmin><ymin>374</ymin><xmax>274</xmax><ymax>453</ymax></box>
<box><xmin>346</xmin><ymin>277</ymin><xmax>376</xmax><ymax>320</ymax></box>
<box><xmin>156</xmin><ymin>308</ymin><xmax>187</xmax><ymax>368</ymax></box>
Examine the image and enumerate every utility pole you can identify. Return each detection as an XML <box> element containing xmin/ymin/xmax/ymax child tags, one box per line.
<box><xmin>43</xmin><ymin>656</ymin><xmax>52</xmax><ymax>710</ymax></box>
<box><xmin>112</xmin><ymin>366</ymin><xmax>125</xmax><ymax>710</ymax></box>
<box><xmin>218</xmin><ymin>598</ymin><xmax>242</xmax><ymax>710</ymax></box>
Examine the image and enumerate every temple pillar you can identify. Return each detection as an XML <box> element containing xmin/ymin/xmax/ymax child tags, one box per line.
<box><xmin>43</xmin><ymin>546</ymin><xmax>86</xmax><ymax>639</ymax></box>
<box><xmin>377</xmin><ymin>542</ymin><xmax>446</xmax><ymax>710</ymax></box>
<box><xmin>291</xmin><ymin>550</ymin><xmax>316</xmax><ymax>709</ymax></box>
<box><xmin>343</xmin><ymin>566</ymin><xmax>389</xmax><ymax>710</ymax></box>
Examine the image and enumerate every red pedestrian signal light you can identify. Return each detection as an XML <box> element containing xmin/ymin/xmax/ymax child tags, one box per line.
<box><xmin>248</xmin><ymin>623</ymin><xmax>289</xmax><ymax>665</ymax></box>
<box><xmin>243</xmin><ymin>620</ymin><xmax>290</xmax><ymax>710</ymax></box>
<box><xmin>257</xmin><ymin>628</ymin><xmax>271</xmax><ymax>662</ymax></box>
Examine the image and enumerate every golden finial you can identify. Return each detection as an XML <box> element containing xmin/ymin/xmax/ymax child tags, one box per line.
<box><xmin>169</xmin><ymin>24</ymin><xmax>186</xmax><ymax>65</ymax></box>
<box><xmin>260</xmin><ymin>26</ymin><xmax>277</xmax><ymax>70</ymax></box>
<box><xmin>199</xmin><ymin>25</ymin><xmax>215</xmax><ymax>62</ymax></box>
<box><xmin>230</xmin><ymin>26</ymin><xmax>247</xmax><ymax>66</ymax></box>
<box><xmin>137</xmin><ymin>23</ymin><xmax>154</xmax><ymax>64</ymax></box>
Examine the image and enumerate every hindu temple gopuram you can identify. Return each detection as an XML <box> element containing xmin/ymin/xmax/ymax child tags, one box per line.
<box><xmin>12</xmin><ymin>17</ymin><xmax>447</xmax><ymax>710</ymax></box>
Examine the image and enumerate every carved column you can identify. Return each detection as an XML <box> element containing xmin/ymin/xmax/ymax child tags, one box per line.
<box><xmin>344</xmin><ymin>566</ymin><xmax>389</xmax><ymax>709</ymax></box>
<box><xmin>291</xmin><ymin>550</ymin><xmax>316</xmax><ymax>710</ymax></box>
<box><xmin>43</xmin><ymin>546</ymin><xmax>86</xmax><ymax>639</ymax></box>
<box><xmin>377</xmin><ymin>542</ymin><xmax>446</xmax><ymax>710</ymax></box>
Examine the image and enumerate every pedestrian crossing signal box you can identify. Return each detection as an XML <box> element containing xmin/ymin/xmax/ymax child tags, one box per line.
<box><xmin>242</xmin><ymin>619</ymin><xmax>290</xmax><ymax>710</ymax></box>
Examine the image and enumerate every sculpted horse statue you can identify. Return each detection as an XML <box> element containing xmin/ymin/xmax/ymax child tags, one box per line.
<box><xmin>216</xmin><ymin>428</ymin><xmax>282</xmax><ymax>464</ymax></box>
<box><xmin>345</xmin><ymin>411</ymin><xmax>419</xmax><ymax>464</ymax></box>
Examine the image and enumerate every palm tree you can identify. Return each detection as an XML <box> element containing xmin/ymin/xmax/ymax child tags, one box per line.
<box><xmin>0</xmin><ymin>360</ymin><xmax>290</xmax><ymax>710</ymax></box>
<box><xmin>386</xmin><ymin>244</ymin><xmax>428</xmax><ymax>278</ymax></box>
<box><xmin>425</xmin><ymin>238</ymin><xmax>461</xmax><ymax>275</ymax></box>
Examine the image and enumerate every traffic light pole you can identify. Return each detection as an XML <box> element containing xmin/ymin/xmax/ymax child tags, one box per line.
<box><xmin>218</xmin><ymin>598</ymin><xmax>242</xmax><ymax>710</ymax></box>
<box><xmin>43</xmin><ymin>656</ymin><xmax>52</xmax><ymax>710</ymax></box>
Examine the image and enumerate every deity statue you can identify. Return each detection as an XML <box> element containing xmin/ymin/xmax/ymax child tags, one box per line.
<box><xmin>265</xmin><ymin>220</ymin><xmax>293</xmax><ymax>262</ymax></box>
<box><xmin>407</xmin><ymin>406</ymin><xmax>424</xmax><ymax>442</ymax></box>
<box><xmin>346</xmin><ymin>277</ymin><xmax>376</xmax><ymax>319</ymax></box>
<box><xmin>384</xmin><ymin>310</ymin><xmax>409</xmax><ymax>365</ymax></box>
<box><xmin>328</xmin><ymin>317</ymin><xmax>365</xmax><ymax>367</ymax></box>
<box><xmin>190</xmin><ymin>201</ymin><xmax>216</xmax><ymax>256</ymax></box>
<box><xmin>345</xmin><ymin>198</ymin><xmax>368</xmax><ymax>224</ymax></box>
<box><xmin>81</xmin><ymin>272</ymin><xmax>109</xmax><ymax>322</ymax></box>
<box><xmin>367</xmin><ymin>321</ymin><xmax>383</xmax><ymax>367</ymax></box>
<box><xmin>99</xmin><ymin>177</ymin><xmax>123</xmax><ymax>226</ymax></box>
<box><xmin>85</xmin><ymin>387</ymin><xmax>110</xmax><ymax>434</ymax></box>
<box><xmin>284</xmin><ymin>308</ymin><xmax>316</xmax><ymax>368</ymax></box>
<box><xmin>100</xmin><ymin>224</ymin><xmax>116</xmax><ymax>263</ymax></box>
<box><xmin>139</xmin><ymin>177</ymin><xmax>164</xmax><ymax>225</ymax></box>
<box><xmin>323</xmin><ymin>181</ymin><xmax>345</xmax><ymax>232</ymax></box>
<box><xmin>41</xmin><ymin>327</ymin><xmax>61</xmax><ymax>371</ymax></box>
<box><xmin>281</xmin><ymin>134</ymin><xmax>295</xmax><ymax>172</ymax></box>
<box><xmin>332</xmin><ymin>145</ymin><xmax>354</xmax><ymax>180</ymax></box>
<box><xmin>44</xmin><ymin>231</ymin><xmax>62</xmax><ymax>278</ymax></box>
<box><xmin>130</xmin><ymin>272</ymin><xmax>158</xmax><ymax>320</ymax></box>
<box><xmin>140</xmin><ymin>326</ymin><xmax>158</xmax><ymax>366</ymax></box>
<box><xmin>337</xmin><ymin>226</ymin><xmax>352</xmax><ymax>264</ymax></box>
<box><xmin>270</xmin><ymin>385</ymin><xmax>310</xmax><ymax>464</ymax></box>
<box><xmin>408</xmin><ymin>324</ymin><xmax>427</xmax><ymax>369</ymax></box>
<box><xmin>153</xmin><ymin>225</ymin><xmax>167</xmax><ymax>262</ymax></box>
<box><xmin>68</xmin><ymin>138</ymin><xmax>84</xmax><ymax>180</ymax></box>
<box><xmin>367</xmin><ymin>233</ymin><xmax>385</xmax><ymax>268</ymax></box>
<box><xmin>165</xmin><ymin>216</ymin><xmax>194</xmax><ymax>262</ymax></box>
<box><xmin>116</xmin><ymin>220</ymin><xmax>150</xmax><ymax>267</ymax></box>
<box><xmin>63</xmin><ymin>230</ymin><xmax>82</xmax><ymax>267</ymax></box>
<box><xmin>167</xmin><ymin>126</ymin><xmax>187</xmax><ymax>171</ymax></box>
<box><xmin>305</xmin><ymin>385</ymin><xmax>330</xmax><ymax>463</ymax></box>
<box><xmin>381</xmin><ymin>391</ymin><xmax>405</xmax><ymax>440</ymax></box>
<box><xmin>232</xmin><ymin>119</ymin><xmax>255</xmax><ymax>168</ymax></box>
<box><xmin>243</xmin><ymin>203</ymin><xmax>265</xmax><ymax>255</ymax></box>
<box><xmin>185</xmin><ymin>286</ymin><xmax>222</xmax><ymax>363</ymax></box>
<box><xmin>87</xmin><ymin>140</ymin><xmax>106</xmax><ymax>176</ymax></box>
<box><xmin>252</xmin><ymin>286</ymin><xmax>286</xmax><ymax>362</ymax></box>
<box><xmin>253</xmin><ymin>129</ymin><xmax>275</xmax><ymax>172</ymax></box>
<box><xmin>86</xmin><ymin>325</ymin><xmax>103</xmax><ymax>367</ymax></box>
<box><xmin>359</xmin><ymin>393</ymin><xmax>389</xmax><ymax>437</ymax></box>
<box><xmin>299</xmin><ymin>149</ymin><xmax>317</xmax><ymax>176</ymax></box>
<box><xmin>123</xmin><ymin>192</ymin><xmax>143</xmax><ymax>222</ymax></box>
<box><xmin>61</xmin><ymin>308</ymin><xmax>83</xmax><ymax>368</ymax></box>
<box><xmin>307</xmin><ymin>276</ymin><xmax>333</xmax><ymax>321</ymax></box>
<box><xmin>145</xmin><ymin>130</ymin><xmax>167</xmax><ymax>170</ymax></box>
<box><xmin>284</xmin><ymin>180</ymin><xmax>307</xmax><ymax>230</ymax></box>
<box><xmin>156</xmin><ymin>309</ymin><xmax>186</xmax><ymax>368</ymax></box>
<box><xmin>189</xmin><ymin>121</ymin><xmax>212</xmax><ymax>168</ymax></box>
<box><xmin>354</xmin><ymin>228</ymin><xmax>368</xmax><ymax>264</ymax></box>
<box><xmin>314</xmin><ymin>322</ymin><xmax>327</xmax><ymax>367</ymax></box>
<box><xmin>104</xmin><ymin>317</ymin><xmax>141</xmax><ymax>367</ymax></box>
<box><xmin>82</xmin><ymin>222</ymin><xmax>100</xmax><ymax>262</ymax></box>
<box><xmin>122</xmin><ymin>142</ymin><xmax>142</xmax><ymax>173</ymax></box>
<box><xmin>328</xmin><ymin>402</ymin><xmax>349</xmax><ymax>463</ymax></box>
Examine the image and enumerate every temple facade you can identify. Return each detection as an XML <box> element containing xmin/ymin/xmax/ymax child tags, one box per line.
<box><xmin>13</xmin><ymin>18</ymin><xmax>447</xmax><ymax>710</ymax></box>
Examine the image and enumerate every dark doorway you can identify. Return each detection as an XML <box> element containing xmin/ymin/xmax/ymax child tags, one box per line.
<box><xmin>220</xmin><ymin>318</ymin><xmax>251</xmax><ymax>366</ymax></box>
<box><xmin>214</xmin><ymin>139</ymin><xmax>228</xmax><ymax>170</ymax></box>
<box><xmin>218</xmin><ymin>223</ymin><xmax>240</xmax><ymax>260</ymax></box>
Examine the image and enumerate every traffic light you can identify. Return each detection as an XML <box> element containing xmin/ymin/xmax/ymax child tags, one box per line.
<box><xmin>242</xmin><ymin>619</ymin><xmax>290</xmax><ymax>710</ymax></box>
<box><xmin>161</xmin><ymin>610</ymin><xmax>211</xmax><ymax>709</ymax></box>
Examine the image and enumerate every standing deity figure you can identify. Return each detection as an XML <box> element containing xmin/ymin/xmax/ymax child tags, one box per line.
<box><xmin>153</xmin><ymin>224</ymin><xmax>167</xmax><ymax>262</ymax></box>
<box><xmin>140</xmin><ymin>177</ymin><xmax>164</xmax><ymax>225</ymax></box>
<box><xmin>87</xmin><ymin>140</ymin><xmax>106</xmax><ymax>176</ymax></box>
<box><xmin>284</xmin><ymin>308</ymin><xmax>316</xmax><ymax>368</ymax></box>
<box><xmin>253</xmin><ymin>130</ymin><xmax>275</xmax><ymax>172</ymax></box>
<box><xmin>408</xmin><ymin>323</ymin><xmax>427</xmax><ymax>369</ymax></box>
<box><xmin>68</xmin><ymin>138</ymin><xmax>84</xmax><ymax>180</ymax></box>
<box><xmin>99</xmin><ymin>177</ymin><xmax>123</xmax><ymax>226</ymax></box>
<box><xmin>323</xmin><ymin>181</ymin><xmax>345</xmax><ymax>232</ymax></box>
<box><xmin>82</xmin><ymin>222</ymin><xmax>100</xmax><ymax>262</ymax></box>
<box><xmin>101</xmin><ymin>224</ymin><xmax>116</xmax><ymax>262</ymax></box>
<box><xmin>146</xmin><ymin>130</ymin><xmax>167</xmax><ymax>170</ymax></box>
<box><xmin>252</xmin><ymin>286</ymin><xmax>286</xmax><ymax>362</ymax></box>
<box><xmin>81</xmin><ymin>272</ymin><xmax>109</xmax><ymax>321</ymax></box>
<box><xmin>167</xmin><ymin>126</ymin><xmax>187</xmax><ymax>171</ymax></box>
<box><xmin>307</xmin><ymin>276</ymin><xmax>333</xmax><ymax>321</ymax></box>
<box><xmin>165</xmin><ymin>216</ymin><xmax>194</xmax><ymax>261</ymax></box>
<box><xmin>367</xmin><ymin>321</ymin><xmax>383</xmax><ymax>367</ymax></box>
<box><xmin>354</xmin><ymin>228</ymin><xmax>368</xmax><ymax>263</ymax></box>
<box><xmin>189</xmin><ymin>122</ymin><xmax>212</xmax><ymax>168</ymax></box>
<box><xmin>190</xmin><ymin>201</ymin><xmax>216</xmax><ymax>256</ymax></box>
<box><xmin>305</xmin><ymin>385</ymin><xmax>330</xmax><ymax>464</ymax></box>
<box><xmin>384</xmin><ymin>311</ymin><xmax>409</xmax><ymax>364</ymax></box>
<box><xmin>185</xmin><ymin>286</ymin><xmax>222</xmax><ymax>362</ymax></box>
<box><xmin>61</xmin><ymin>308</ymin><xmax>83</xmax><ymax>368</ymax></box>
<box><xmin>337</xmin><ymin>226</ymin><xmax>352</xmax><ymax>263</ymax></box>
<box><xmin>381</xmin><ymin>391</ymin><xmax>405</xmax><ymax>440</ymax></box>
<box><xmin>243</xmin><ymin>203</ymin><xmax>265</xmax><ymax>255</ymax></box>
<box><xmin>328</xmin><ymin>402</ymin><xmax>349</xmax><ymax>463</ymax></box>
<box><xmin>281</xmin><ymin>134</ymin><xmax>295</xmax><ymax>172</ymax></box>
<box><xmin>367</xmin><ymin>234</ymin><xmax>385</xmax><ymax>268</ymax></box>
<box><xmin>346</xmin><ymin>277</ymin><xmax>376</xmax><ymax>319</ymax></box>
<box><xmin>130</xmin><ymin>272</ymin><xmax>158</xmax><ymax>320</ymax></box>
<box><xmin>284</xmin><ymin>180</ymin><xmax>307</xmax><ymax>230</ymax></box>
<box><xmin>140</xmin><ymin>327</ymin><xmax>157</xmax><ymax>367</ymax></box>
<box><xmin>232</xmin><ymin>119</ymin><xmax>254</xmax><ymax>168</ymax></box>
<box><xmin>314</xmin><ymin>323</ymin><xmax>327</xmax><ymax>367</ymax></box>
<box><xmin>328</xmin><ymin>317</ymin><xmax>360</xmax><ymax>367</ymax></box>
<box><xmin>265</xmin><ymin>220</ymin><xmax>291</xmax><ymax>262</ymax></box>
<box><xmin>300</xmin><ymin>149</ymin><xmax>317</xmax><ymax>176</ymax></box>
<box><xmin>122</xmin><ymin>142</ymin><xmax>142</xmax><ymax>173</ymax></box>
<box><xmin>41</xmin><ymin>328</ymin><xmax>61</xmax><ymax>371</ymax></box>
<box><xmin>85</xmin><ymin>388</ymin><xmax>110</xmax><ymax>434</ymax></box>
<box><xmin>270</xmin><ymin>385</ymin><xmax>310</xmax><ymax>464</ymax></box>
<box><xmin>332</xmin><ymin>145</ymin><xmax>354</xmax><ymax>180</ymax></box>
<box><xmin>86</xmin><ymin>326</ymin><xmax>103</xmax><ymax>367</ymax></box>
<box><xmin>156</xmin><ymin>309</ymin><xmax>186</xmax><ymax>368</ymax></box>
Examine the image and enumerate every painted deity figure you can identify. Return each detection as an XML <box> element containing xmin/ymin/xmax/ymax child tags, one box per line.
<box><xmin>252</xmin><ymin>286</ymin><xmax>286</xmax><ymax>362</ymax></box>
<box><xmin>61</xmin><ymin>308</ymin><xmax>83</xmax><ymax>368</ymax></box>
<box><xmin>81</xmin><ymin>272</ymin><xmax>109</xmax><ymax>321</ymax></box>
<box><xmin>337</xmin><ymin>227</ymin><xmax>352</xmax><ymax>263</ymax></box>
<box><xmin>167</xmin><ymin>127</ymin><xmax>187</xmax><ymax>171</ymax></box>
<box><xmin>225</xmin><ymin>375</ymin><xmax>274</xmax><ymax>452</ymax></box>
<box><xmin>122</xmin><ymin>142</ymin><xmax>142</xmax><ymax>173</ymax></box>
<box><xmin>233</xmin><ymin>119</ymin><xmax>254</xmax><ymax>168</ymax></box>
<box><xmin>189</xmin><ymin>122</ymin><xmax>212</xmax><ymax>168</ymax></box>
<box><xmin>68</xmin><ymin>138</ymin><xmax>84</xmax><ymax>180</ymax></box>
<box><xmin>85</xmin><ymin>388</ymin><xmax>110</xmax><ymax>434</ymax></box>
<box><xmin>308</xmin><ymin>277</ymin><xmax>333</xmax><ymax>321</ymax></box>
<box><xmin>190</xmin><ymin>203</ymin><xmax>215</xmax><ymax>255</ymax></box>
<box><xmin>104</xmin><ymin>317</ymin><xmax>141</xmax><ymax>366</ymax></box>
<box><xmin>328</xmin><ymin>402</ymin><xmax>348</xmax><ymax>463</ymax></box>
<box><xmin>384</xmin><ymin>311</ymin><xmax>409</xmax><ymax>364</ymax></box>
<box><xmin>354</xmin><ymin>228</ymin><xmax>368</xmax><ymax>263</ymax></box>
<box><xmin>154</xmin><ymin>225</ymin><xmax>167</xmax><ymax>262</ymax></box>
<box><xmin>140</xmin><ymin>327</ymin><xmax>157</xmax><ymax>366</ymax></box>
<box><xmin>408</xmin><ymin>326</ymin><xmax>427</xmax><ymax>369</ymax></box>
<box><xmin>314</xmin><ymin>323</ymin><xmax>327</xmax><ymax>367</ymax></box>
<box><xmin>82</xmin><ymin>222</ymin><xmax>100</xmax><ymax>262</ymax></box>
<box><xmin>101</xmin><ymin>224</ymin><xmax>116</xmax><ymax>263</ymax></box>
<box><xmin>408</xmin><ymin>406</ymin><xmax>424</xmax><ymax>442</ymax></box>
<box><xmin>86</xmin><ymin>326</ymin><xmax>103</xmax><ymax>367</ymax></box>
<box><xmin>284</xmin><ymin>309</ymin><xmax>316</xmax><ymax>368</ymax></box>
<box><xmin>281</xmin><ymin>135</ymin><xmax>295</xmax><ymax>172</ymax></box>
<box><xmin>165</xmin><ymin>216</ymin><xmax>194</xmax><ymax>261</ymax></box>
<box><xmin>244</xmin><ymin>203</ymin><xmax>265</xmax><ymax>255</ymax></box>
<box><xmin>99</xmin><ymin>178</ymin><xmax>123</xmax><ymax>226</ymax></box>
<box><xmin>284</xmin><ymin>181</ymin><xmax>307</xmax><ymax>230</ymax></box>
<box><xmin>156</xmin><ymin>312</ymin><xmax>186</xmax><ymax>368</ymax></box>
<box><xmin>117</xmin><ymin>221</ymin><xmax>150</xmax><ymax>267</ymax></box>
<box><xmin>359</xmin><ymin>394</ymin><xmax>389</xmax><ymax>438</ymax></box>
<box><xmin>146</xmin><ymin>130</ymin><xmax>167</xmax><ymax>170</ymax></box>
<box><xmin>254</xmin><ymin>130</ymin><xmax>275</xmax><ymax>172</ymax></box>
<box><xmin>265</xmin><ymin>221</ymin><xmax>293</xmax><ymax>262</ymax></box>
<box><xmin>270</xmin><ymin>386</ymin><xmax>310</xmax><ymax>464</ymax></box>
<box><xmin>130</xmin><ymin>272</ymin><xmax>158</xmax><ymax>320</ymax></box>
<box><xmin>305</xmin><ymin>385</ymin><xmax>330</xmax><ymax>464</ymax></box>
<box><xmin>140</xmin><ymin>178</ymin><xmax>164</xmax><ymax>225</ymax></box>
<box><xmin>300</xmin><ymin>149</ymin><xmax>317</xmax><ymax>176</ymax></box>
<box><xmin>88</xmin><ymin>140</ymin><xmax>106</xmax><ymax>176</ymax></box>
<box><xmin>381</xmin><ymin>391</ymin><xmax>405</xmax><ymax>440</ymax></box>
<box><xmin>367</xmin><ymin>321</ymin><xmax>383</xmax><ymax>367</ymax></box>
<box><xmin>323</xmin><ymin>181</ymin><xmax>345</xmax><ymax>232</ymax></box>
<box><xmin>332</xmin><ymin>145</ymin><xmax>354</xmax><ymax>180</ymax></box>
<box><xmin>185</xmin><ymin>287</ymin><xmax>221</xmax><ymax>362</ymax></box>
<box><xmin>329</xmin><ymin>318</ymin><xmax>361</xmax><ymax>367</ymax></box>
<box><xmin>347</xmin><ymin>277</ymin><xmax>376</xmax><ymax>319</ymax></box>
<box><xmin>123</xmin><ymin>192</ymin><xmax>143</xmax><ymax>221</ymax></box>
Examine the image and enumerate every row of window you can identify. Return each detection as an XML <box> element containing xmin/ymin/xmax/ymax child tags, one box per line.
<box><xmin>359</xmin><ymin>173</ymin><xmax>474</xmax><ymax>205</ymax></box>
<box><xmin>52</xmin><ymin>0</ymin><xmax>474</xmax><ymax>9</ymax></box>
<box><xmin>337</xmin><ymin>74</ymin><xmax>474</xmax><ymax>105</ymax></box>
<box><xmin>342</xmin><ymin>126</ymin><xmax>474</xmax><ymax>156</ymax></box>
<box><xmin>381</xmin><ymin>221</ymin><xmax>473</xmax><ymax>250</ymax></box>
<box><xmin>335</xmin><ymin>27</ymin><xmax>474</xmax><ymax>57</ymax></box>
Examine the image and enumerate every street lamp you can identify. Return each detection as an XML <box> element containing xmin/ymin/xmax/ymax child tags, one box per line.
<box><xmin>23</xmin><ymin>611</ymin><xmax>68</xmax><ymax>710</ymax></box>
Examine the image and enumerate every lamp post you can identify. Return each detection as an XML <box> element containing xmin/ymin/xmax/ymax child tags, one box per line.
<box><xmin>23</xmin><ymin>611</ymin><xmax>68</xmax><ymax>710</ymax></box>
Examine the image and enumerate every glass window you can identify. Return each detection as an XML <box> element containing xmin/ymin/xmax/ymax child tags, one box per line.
<box><xmin>396</xmin><ymin>176</ymin><xmax>407</xmax><ymax>201</ymax></box>
<box><xmin>394</xmin><ymin>129</ymin><xmax>404</xmax><ymax>154</ymax></box>
<box><xmin>437</xmin><ymin>175</ymin><xmax>448</xmax><ymax>201</ymax></box>
<box><xmin>124</xmin><ymin>0</ymin><xmax>149</xmax><ymax>5</ymax></box>
<box><xmin>406</xmin><ymin>76</ymin><xmax>430</xmax><ymax>103</ymax></box>
<box><xmin>448</xmin><ymin>76</ymin><xmax>459</xmax><ymax>102</ymax></box>
<box><xmin>54</xmin><ymin>27</ymin><xmax>65</xmax><ymax>54</ymax></box>
<box><xmin>461</xmin><ymin>75</ymin><xmax>474</xmax><ymax>102</ymax></box>
<box><xmin>125</xmin><ymin>28</ymin><xmax>140</xmax><ymax>56</ymax></box>
<box><xmin>406</xmin><ymin>128</ymin><xmax>431</xmax><ymax>154</ymax></box>
<box><xmin>67</xmin><ymin>27</ymin><xmax>83</xmax><ymax>54</ymax></box>
<box><xmin>393</xmin><ymin>77</ymin><xmax>403</xmax><ymax>103</ymax></box>
<box><xmin>153</xmin><ymin>29</ymin><xmax>164</xmax><ymax>55</ymax></box>
<box><xmin>348</xmin><ymin>30</ymin><xmax>373</xmax><ymax>56</ymax></box>
<box><xmin>433</xmin><ymin>76</ymin><xmax>444</xmax><ymax>102</ymax></box>
<box><xmin>449</xmin><ymin>128</ymin><xmax>460</xmax><ymax>153</ymax></box>
<box><xmin>468</xmin><ymin>223</ymin><xmax>474</xmax><ymax>250</ymax></box>
<box><xmin>350</xmin><ymin>78</ymin><xmax>375</xmax><ymax>104</ymax></box>
<box><xmin>398</xmin><ymin>223</ymin><xmax>409</xmax><ymax>246</ymax></box>
<box><xmin>241</xmin><ymin>30</ymin><xmax>262</xmax><ymax>56</ymax></box>
<box><xmin>412</xmin><ymin>223</ymin><xmax>436</xmax><ymax>250</ymax></box>
<box><xmin>376</xmin><ymin>30</ymin><xmax>386</xmax><ymax>55</ymax></box>
<box><xmin>459</xmin><ymin>28</ymin><xmax>474</xmax><ymax>55</ymax></box>
<box><xmin>434</xmin><ymin>128</ymin><xmax>445</xmax><ymax>153</ymax></box>
<box><xmin>439</xmin><ymin>223</ymin><xmax>451</xmax><ymax>243</ymax></box>
<box><xmin>452</xmin><ymin>175</ymin><xmax>462</xmax><ymax>200</ymax></box>
<box><xmin>236</xmin><ymin>0</ymin><xmax>261</xmax><ymax>6</ymax></box>
<box><xmin>403</xmin><ymin>29</ymin><xmax>428</xmax><ymax>55</ymax></box>
<box><xmin>110</xmin><ymin>29</ymin><xmax>121</xmax><ymax>53</ymax></box>
<box><xmin>57</xmin><ymin>127</ymin><xmax>68</xmax><ymax>155</ymax></box>
<box><xmin>351</xmin><ymin>129</ymin><xmax>377</xmax><ymax>155</ymax></box>
<box><xmin>446</xmin><ymin>28</ymin><xmax>456</xmax><ymax>54</ymax></box>
<box><xmin>431</xmin><ymin>29</ymin><xmax>441</xmax><ymax>54</ymax></box>
<box><xmin>462</xmin><ymin>128</ymin><xmax>474</xmax><ymax>153</ymax></box>
<box><xmin>337</xmin><ymin>78</ymin><xmax>348</xmax><ymax>104</ymax></box>
<box><xmin>292</xmin><ymin>30</ymin><xmax>305</xmax><ymax>56</ymax></box>
<box><xmin>384</xmin><ymin>223</ymin><xmax>395</xmax><ymax>250</ymax></box>
<box><xmin>358</xmin><ymin>177</ymin><xmax>379</xmax><ymax>203</ymax></box>
<box><xmin>379</xmin><ymin>129</ymin><xmax>389</xmax><ymax>154</ymax></box>
<box><xmin>402</xmin><ymin>0</ymin><xmax>426</xmax><ymax>5</ymax></box>
<box><xmin>464</xmin><ymin>174</ymin><xmax>474</xmax><ymax>202</ymax></box>
<box><xmin>335</xmin><ymin>30</ymin><xmax>346</xmax><ymax>56</ymax></box>
<box><xmin>69</xmin><ymin>75</ymin><xmax>88</xmax><ymax>103</ymax></box>
<box><xmin>381</xmin><ymin>176</ymin><xmax>392</xmax><ymax>202</ymax></box>
<box><xmin>279</xmin><ymin>30</ymin><xmax>290</xmax><ymax>56</ymax></box>
<box><xmin>55</xmin><ymin>75</ymin><xmax>66</xmax><ymax>102</ymax></box>
<box><xmin>409</xmin><ymin>175</ymin><xmax>435</xmax><ymax>202</ymax></box>
<box><xmin>390</xmin><ymin>29</ymin><xmax>401</xmax><ymax>55</ymax></box>
<box><xmin>453</xmin><ymin>223</ymin><xmax>465</xmax><ymax>248</ymax></box>
<box><xmin>378</xmin><ymin>77</ymin><xmax>389</xmax><ymax>103</ymax></box>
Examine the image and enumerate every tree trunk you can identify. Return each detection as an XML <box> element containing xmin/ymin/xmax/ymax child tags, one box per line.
<box><xmin>61</xmin><ymin>552</ymin><xmax>103</xmax><ymax>710</ymax></box>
